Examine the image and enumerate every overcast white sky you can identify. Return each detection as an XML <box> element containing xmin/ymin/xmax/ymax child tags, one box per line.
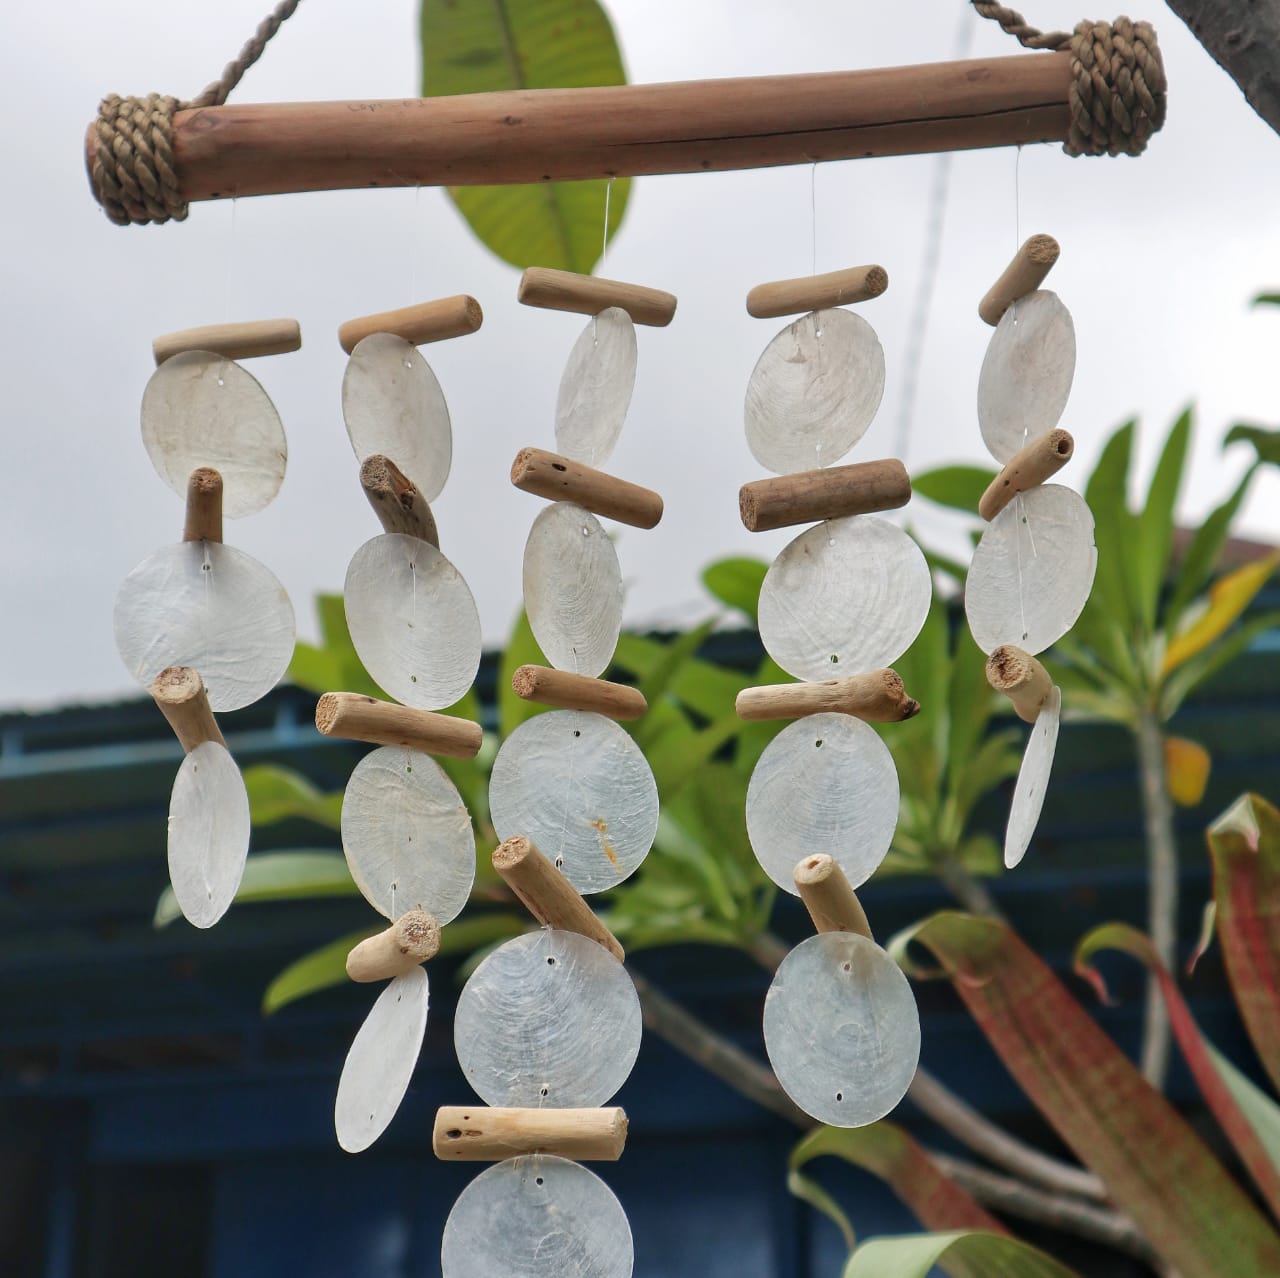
<box><xmin>3</xmin><ymin>1</ymin><xmax>1279</xmax><ymax>709</ymax></box>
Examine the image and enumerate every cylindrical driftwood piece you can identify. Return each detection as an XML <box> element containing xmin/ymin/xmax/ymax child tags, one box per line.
<box><xmin>150</xmin><ymin>666</ymin><xmax>225</xmax><ymax>752</ymax></box>
<box><xmin>346</xmin><ymin>909</ymin><xmax>442</xmax><ymax>982</ymax></box>
<box><xmin>978</xmin><ymin>234</ymin><xmax>1061</xmax><ymax>326</ymax></box>
<box><xmin>978</xmin><ymin>429</ymin><xmax>1074</xmax><ymax>520</ymax></box>
<box><xmin>360</xmin><ymin>455</ymin><xmax>439</xmax><ymax>548</ymax></box>
<box><xmin>152</xmin><ymin>318</ymin><xmax>301</xmax><ymax>365</ymax></box>
<box><xmin>491</xmin><ymin>836</ymin><xmax>625</xmax><ymax>962</ymax></box>
<box><xmin>740</xmin><ymin>459</ymin><xmax>910</xmax><ymax>532</ymax></box>
<box><xmin>736</xmin><ymin>670</ymin><xmax>919</xmax><ymax>724</ymax></box>
<box><xmin>512</xmin><ymin>665</ymin><xmax>647</xmax><ymax>721</ymax></box>
<box><xmin>511</xmin><ymin>447</ymin><xmax>663</xmax><ymax>530</ymax></box>
<box><xmin>338</xmin><ymin>295</ymin><xmax>483</xmax><ymax>353</ymax></box>
<box><xmin>518</xmin><ymin>268</ymin><xmax>676</xmax><ymax>327</ymax></box>
<box><xmin>793</xmin><ymin>854</ymin><xmax>873</xmax><ymax>940</ymax></box>
<box><xmin>183</xmin><ymin>467</ymin><xmax>223</xmax><ymax>543</ymax></box>
<box><xmin>316</xmin><ymin>692</ymin><xmax>482</xmax><ymax>759</ymax></box>
<box><xmin>986</xmin><ymin>645</ymin><xmax>1053</xmax><ymax>724</ymax></box>
<box><xmin>746</xmin><ymin>265</ymin><xmax>888</xmax><ymax>319</ymax></box>
<box><xmin>433</xmin><ymin>1106</ymin><xmax>628</xmax><ymax>1162</ymax></box>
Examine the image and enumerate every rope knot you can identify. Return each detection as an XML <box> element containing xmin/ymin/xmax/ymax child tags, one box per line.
<box><xmin>1065</xmin><ymin>18</ymin><xmax>1168</xmax><ymax>157</ymax></box>
<box><xmin>91</xmin><ymin>93</ymin><xmax>187</xmax><ymax>226</ymax></box>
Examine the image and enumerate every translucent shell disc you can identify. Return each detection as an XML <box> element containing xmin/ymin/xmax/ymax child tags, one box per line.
<box><xmin>524</xmin><ymin>503</ymin><xmax>624</xmax><ymax>678</ymax></box>
<box><xmin>1005</xmin><ymin>686</ymin><xmax>1062</xmax><ymax>869</ymax></box>
<box><xmin>488</xmin><ymin>711</ymin><xmax>659</xmax><ymax>893</ymax></box>
<box><xmin>764</xmin><ymin>932</ymin><xmax>920</xmax><ymax>1128</ymax></box>
<box><xmin>746</xmin><ymin>713</ymin><xmax>900</xmax><ymax>893</ymax></box>
<box><xmin>454</xmin><ymin>929</ymin><xmax>641</xmax><ymax>1108</ymax></box>
<box><xmin>344</xmin><ymin>533</ymin><xmax>481</xmax><ymax>711</ymax></box>
<box><xmin>757</xmin><ymin>515</ymin><xmax>931</xmax><ymax>680</ymax></box>
<box><xmin>140</xmin><ymin>351</ymin><xmax>286</xmax><ymax>518</ymax></box>
<box><xmin>340</xmin><ymin>746</ymin><xmax>475</xmax><ymax>921</ymax></box>
<box><xmin>113</xmin><ymin>541</ymin><xmax>295</xmax><ymax>712</ymax></box>
<box><xmin>441</xmin><ymin>1156</ymin><xmax>633</xmax><ymax>1278</ymax></box>
<box><xmin>977</xmin><ymin>290</ymin><xmax>1076</xmax><ymax>463</ymax></box>
<box><xmin>555</xmin><ymin>307</ymin><xmax>638</xmax><ymax>467</ymax></box>
<box><xmin>334</xmin><ymin>968</ymin><xmax>429</xmax><ymax>1153</ymax></box>
<box><xmin>167</xmin><ymin>741</ymin><xmax>250</xmax><ymax>929</ymax></box>
<box><xmin>744</xmin><ymin>308</ymin><xmax>885</xmax><ymax>474</ymax></box>
<box><xmin>965</xmin><ymin>485</ymin><xmax>1097</xmax><ymax>655</ymax></box>
<box><xmin>342</xmin><ymin>333</ymin><xmax>452</xmax><ymax>502</ymax></box>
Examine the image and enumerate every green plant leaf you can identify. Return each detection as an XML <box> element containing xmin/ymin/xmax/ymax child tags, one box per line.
<box><xmin>1226</xmin><ymin>423</ymin><xmax>1280</xmax><ymax>467</ymax></box>
<box><xmin>1254</xmin><ymin>293</ymin><xmax>1280</xmax><ymax>307</ymax></box>
<box><xmin>1133</xmin><ymin>409</ymin><xmax>1191</xmax><ymax>633</ymax></box>
<box><xmin>1158</xmin><ymin>612</ymin><xmax>1280</xmax><ymax>720</ymax></box>
<box><xmin>842</xmin><ymin>1232</ymin><xmax>1080</xmax><ymax>1278</ymax></box>
<box><xmin>1163</xmin><ymin>554</ymin><xmax>1280</xmax><ymax>675</ymax></box>
<box><xmin>631</xmin><ymin>619</ymin><xmax>716</xmax><ymax>720</ymax></box>
<box><xmin>702</xmin><ymin>557</ymin><xmax>768</xmax><ymax>623</ymax></box>
<box><xmin>243</xmin><ymin>765</ymin><xmax>343</xmax><ymax>830</ymax></box>
<box><xmin>910</xmin><ymin>466</ymin><xmax>996</xmax><ymax>515</ymax></box>
<box><xmin>497</xmin><ymin>609</ymin><xmax>550</xmax><ymax>738</ymax></box>
<box><xmin>1082</xmin><ymin>419</ymin><xmax>1139</xmax><ymax>644</ymax></box>
<box><xmin>787</xmin><ymin>1169</ymin><xmax>854</xmax><ymax>1250</ymax></box>
<box><xmin>290</xmin><ymin>594</ymin><xmax>384</xmax><ymax>698</ymax></box>
<box><xmin>1206</xmin><ymin>1041</ymin><xmax>1280</xmax><ymax>1181</ymax></box>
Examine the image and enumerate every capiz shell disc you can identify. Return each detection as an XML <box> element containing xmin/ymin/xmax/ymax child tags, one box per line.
<box><xmin>1005</xmin><ymin>686</ymin><xmax>1063</xmax><ymax>869</ymax></box>
<box><xmin>555</xmin><ymin>307</ymin><xmax>638</xmax><ymax>467</ymax></box>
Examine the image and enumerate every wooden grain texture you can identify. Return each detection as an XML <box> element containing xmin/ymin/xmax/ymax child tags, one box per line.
<box><xmin>746</xmin><ymin>265</ymin><xmax>887</xmax><ymax>318</ymax></box>
<box><xmin>433</xmin><ymin>1106</ymin><xmax>628</xmax><ymax>1162</ymax></box>
<box><xmin>979</xmin><ymin>234</ymin><xmax>1061</xmax><ymax>325</ymax></box>
<box><xmin>338</xmin><ymin>295</ymin><xmax>482</xmax><ymax>353</ymax></box>
<box><xmin>735</xmin><ymin>669</ymin><xmax>919</xmax><ymax>723</ymax></box>
<box><xmin>346</xmin><ymin>910</ymin><xmax>441</xmax><ymax>982</ymax></box>
<box><xmin>315</xmin><ymin>692</ymin><xmax>482</xmax><ymax>758</ymax></box>
<box><xmin>518</xmin><ymin>268</ymin><xmax>676</xmax><ymax>326</ymax></box>
<box><xmin>986</xmin><ymin>645</ymin><xmax>1053</xmax><ymax>724</ymax></box>
<box><xmin>150</xmin><ymin>666</ymin><xmax>225</xmax><ymax>752</ymax></box>
<box><xmin>360</xmin><ymin>455</ymin><xmax>439</xmax><ymax>548</ymax></box>
<box><xmin>152</xmin><ymin>318</ymin><xmax>300</xmax><ymax>365</ymax></box>
<box><xmin>793</xmin><ymin>854</ymin><xmax>874</xmax><ymax>939</ymax></box>
<box><xmin>183</xmin><ymin>467</ymin><xmax>223</xmax><ymax>543</ymax></box>
<box><xmin>979</xmin><ymin>429</ymin><xmax>1073</xmax><ymax>520</ymax></box>
<box><xmin>511</xmin><ymin>665</ymin><xmax>647</xmax><ymax>721</ymax></box>
<box><xmin>511</xmin><ymin>447</ymin><xmax>663</xmax><ymax>529</ymax></box>
<box><xmin>739</xmin><ymin>459</ymin><xmax>910</xmax><ymax>532</ymax></box>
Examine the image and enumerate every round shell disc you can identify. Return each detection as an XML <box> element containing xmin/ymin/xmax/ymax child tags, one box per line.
<box><xmin>167</xmin><ymin>741</ymin><xmax>250</xmax><ymax>929</ymax></box>
<box><xmin>340</xmin><ymin>746</ymin><xmax>475</xmax><ymax>921</ymax></box>
<box><xmin>523</xmin><ymin>503</ymin><xmax>624</xmax><ymax>678</ymax></box>
<box><xmin>744</xmin><ymin>309</ymin><xmax>885</xmax><ymax>474</ymax></box>
<box><xmin>488</xmin><ymin>711</ymin><xmax>659</xmax><ymax>894</ymax></box>
<box><xmin>342</xmin><ymin>333</ymin><xmax>452</xmax><ymax>502</ymax></box>
<box><xmin>441</xmin><ymin>1156</ymin><xmax>633</xmax><ymax>1278</ymax></box>
<box><xmin>140</xmin><ymin>351</ymin><xmax>287</xmax><ymax>518</ymax></box>
<box><xmin>764</xmin><ymin>931</ymin><xmax>920</xmax><ymax>1127</ymax></box>
<box><xmin>113</xmin><ymin>541</ymin><xmax>295</xmax><ymax>712</ymax></box>
<box><xmin>757</xmin><ymin>516</ymin><xmax>931</xmax><ymax>680</ymax></box>
<box><xmin>454</xmin><ymin>929</ymin><xmax>641</xmax><ymax>1108</ymax></box>
<box><xmin>746</xmin><ymin>713</ymin><xmax>900</xmax><ymax>893</ymax></box>
<box><xmin>977</xmin><ymin>290</ymin><xmax>1076</xmax><ymax>463</ymax></box>
<box><xmin>343</xmin><ymin>533</ymin><xmax>481</xmax><ymax>711</ymax></box>
<box><xmin>965</xmin><ymin>485</ymin><xmax>1097</xmax><ymax>655</ymax></box>
<box><xmin>334</xmin><ymin>967</ymin><xmax>429</xmax><ymax>1153</ymax></box>
<box><xmin>555</xmin><ymin>307</ymin><xmax>638</xmax><ymax>467</ymax></box>
<box><xmin>1005</xmin><ymin>686</ymin><xmax>1062</xmax><ymax>869</ymax></box>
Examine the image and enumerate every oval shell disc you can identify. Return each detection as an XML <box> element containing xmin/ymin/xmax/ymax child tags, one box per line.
<box><xmin>342</xmin><ymin>333</ymin><xmax>452</xmax><ymax>502</ymax></box>
<box><xmin>764</xmin><ymin>931</ymin><xmax>920</xmax><ymax>1127</ymax></box>
<box><xmin>746</xmin><ymin>713</ymin><xmax>900</xmax><ymax>893</ymax></box>
<box><xmin>977</xmin><ymin>290</ymin><xmax>1076</xmax><ymax>463</ymax></box>
<box><xmin>524</xmin><ymin>503</ymin><xmax>624</xmax><ymax>678</ymax></box>
<box><xmin>488</xmin><ymin>711</ymin><xmax>659</xmax><ymax>893</ymax></box>
<box><xmin>334</xmin><ymin>967</ymin><xmax>429</xmax><ymax>1153</ymax></box>
<box><xmin>454</xmin><ymin>929</ymin><xmax>641</xmax><ymax>1108</ymax></box>
<box><xmin>757</xmin><ymin>516</ymin><xmax>931</xmax><ymax>680</ymax></box>
<box><xmin>1005</xmin><ymin>686</ymin><xmax>1062</xmax><ymax>869</ymax></box>
<box><xmin>441</xmin><ymin>1156</ymin><xmax>633</xmax><ymax>1278</ymax></box>
<box><xmin>744</xmin><ymin>308</ymin><xmax>885</xmax><ymax>474</ymax></box>
<box><xmin>555</xmin><ymin>307</ymin><xmax>638</xmax><ymax>467</ymax></box>
<box><xmin>965</xmin><ymin>485</ymin><xmax>1097</xmax><ymax>655</ymax></box>
<box><xmin>140</xmin><ymin>351</ymin><xmax>287</xmax><ymax>518</ymax></box>
<box><xmin>113</xmin><ymin>541</ymin><xmax>295</xmax><ymax>712</ymax></box>
<box><xmin>167</xmin><ymin>741</ymin><xmax>251</xmax><ymax>929</ymax></box>
<box><xmin>343</xmin><ymin>533</ymin><xmax>481</xmax><ymax>711</ymax></box>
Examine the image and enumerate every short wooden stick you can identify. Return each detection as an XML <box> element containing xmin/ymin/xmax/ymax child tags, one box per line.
<box><xmin>360</xmin><ymin>455</ymin><xmax>439</xmax><ymax>548</ymax></box>
<box><xmin>338</xmin><ymin>295</ymin><xmax>483</xmax><ymax>353</ymax></box>
<box><xmin>793</xmin><ymin>854</ymin><xmax>873</xmax><ymax>940</ymax></box>
<box><xmin>152</xmin><ymin>318</ymin><xmax>302</xmax><ymax>365</ymax></box>
<box><xmin>986</xmin><ymin>645</ymin><xmax>1053</xmax><ymax>724</ymax></box>
<box><xmin>739</xmin><ymin>458</ymin><xmax>910</xmax><ymax>532</ymax></box>
<box><xmin>518</xmin><ymin>268</ymin><xmax>677</xmax><ymax>327</ymax></box>
<box><xmin>183</xmin><ymin>467</ymin><xmax>223</xmax><ymax>543</ymax></box>
<box><xmin>433</xmin><ymin>1106</ymin><xmax>628</xmax><ymax>1162</ymax></box>
<box><xmin>512</xmin><ymin>665</ymin><xmax>647</xmax><ymax>721</ymax></box>
<box><xmin>491</xmin><ymin>836</ymin><xmax>625</xmax><ymax>962</ymax></box>
<box><xmin>978</xmin><ymin>429</ymin><xmax>1074</xmax><ymax>521</ymax></box>
<box><xmin>746</xmin><ymin>265</ymin><xmax>888</xmax><ymax>319</ymax></box>
<box><xmin>346</xmin><ymin>910</ymin><xmax>441</xmax><ymax>982</ymax></box>
<box><xmin>150</xmin><ymin>666</ymin><xmax>225</xmax><ymax>752</ymax></box>
<box><xmin>978</xmin><ymin>234</ymin><xmax>1061</xmax><ymax>326</ymax></box>
<box><xmin>511</xmin><ymin>447</ymin><xmax>663</xmax><ymax>530</ymax></box>
<box><xmin>736</xmin><ymin>670</ymin><xmax>919</xmax><ymax>724</ymax></box>
<box><xmin>315</xmin><ymin>693</ymin><xmax>483</xmax><ymax>758</ymax></box>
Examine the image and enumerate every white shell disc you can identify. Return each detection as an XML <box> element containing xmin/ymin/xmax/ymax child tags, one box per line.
<box><xmin>166</xmin><ymin>741</ymin><xmax>250</xmax><ymax>929</ymax></box>
<box><xmin>744</xmin><ymin>309</ymin><xmax>885</xmax><ymax>474</ymax></box>
<box><xmin>454</xmin><ymin>930</ymin><xmax>641</xmax><ymax>1108</ymax></box>
<box><xmin>977</xmin><ymin>290</ymin><xmax>1076</xmax><ymax>463</ymax></box>
<box><xmin>757</xmin><ymin>515</ymin><xmax>931</xmax><ymax>680</ymax></box>
<box><xmin>764</xmin><ymin>931</ymin><xmax>920</xmax><ymax>1128</ymax></box>
<box><xmin>340</xmin><ymin>746</ymin><xmax>475</xmax><ymax>921</ymax></box>
<box><xmin>441</xmin><ymin>1156</ymin><xmax>633</xmax><ymax>1278</ymax></box>
<box><xmin>113</xmin><ymin>541</ymin><xmax>295</xmax><ymax>712</ymax></box>
<box><xmin>488</xmin><ymin>711</ymin><xmax>659</xmax><ymax>893</ymax></box>
<box><xmin>523</xmin><ymin>503</ymin><xmax>624</xmax><ymax>678</ymax></box>
<box><xmin>334</xmin><ymin>967</ymin><xmax>429</xmax><ymax>1153</ymax></box>
<box><xmin>343</xmin><ymin>533</ymin><xmax>481</xmax><ymax>711</ymax></box>
<box><xmin>555</xmin><ymin>307</ymin><xmax>638</xmax><ymax>467</ymax></box>
<box><xmin>1005</xmin><ymin>686</ymin><xmax>1063</xmax><ymax>869</ymax></box>
<box><xmin>342</xmin><ymin>333</ymin><xmax>452</xmax><ymax>502</ymax></box>
<box><xmin>746</xmin><ymin>714</ymin><xmax>900</xmax><ymax>893</ymax></box>
<box><xmin>965</xmin><ymin>485</ymin><xmax>1097</xmax><ymax>655</ymax></box>
<box><xmin>140</xmin><ymin>351</ymin><xmax>287</xmax><ymax>518</ymax></box>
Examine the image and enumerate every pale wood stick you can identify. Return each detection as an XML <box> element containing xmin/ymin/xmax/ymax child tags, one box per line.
<box><xmin>746</xmin><ymin>265</ymin><xmax>888</xmax><ymax>319</ymax></box>
<box><xmin>433</xmin><ymin>1106</ymin><xmax>628</xmax><ymax>1162</ymax></box>
<box><xmin>360</xmin><ymin>455</ymin><xmax>439</xmax><ymax>548</ymax></box>
<box><xmin>978</xmin><ymin>234</ymin><xmax>1061</xmax><ymax>326</ymax></box>
<box><xmin>510</xmin><ymin>447</ymin><xmax>663</xmax><ymax>529</ymax></box>
<box><xmin>986</xmin><ymin>645</ymin><xmax>1053</xmax><ymax>724</ymax></box>
<box><xmin>512</xmin><ymin>665</ymin><xmax>647</xmax><ymax>721</ymax></box>
<box><xmin>183</xmin><ymin>467</ymin><xmax>223</xmax><ymax>543</ymax></box>
<box><xmin>491</xmin><ymin>836</ymin><xmax>625</xmax><ymax>962</ymax></box>
<box><xmin>978</xmin><ymin>429</ymin><xmax>1074</xmax><ymax>520</ymax></box>
<box><xmin>739</xmin><ymin>459</ymin><xmax>910</xmax><ymax>532</ymax></box>
<box><xmin>518</xmin><ymin>268</ymin><xmax>676</xmax><ymax>327</ymax></box>
<box><xmin>793</xmin><ymin>854</ymin><xmax>873</xmax><ymax>940</ymax></box>
<box><xmin>152</xmin><ymin>318</ymin><xmax>301</xmax><ymax>365</ymax></box>
<box><xmin>338</xmin><ymin>295</ymin><xmax>483</xmax><ymax>353</ymax></box>
<box><xmin>150</xmin><ymin>666</ymin><xmax>225</xmax><ymax>752</ymax></box>
<box><xmin>346</xmin><ymin>910</ymin><xmax>441</xmax><ymax>982</ymax></box>
<box><xmin>736</xmin><ymin>670</ymin><xmax>919</xmax><ymax>724</ymax></box>
<box><xmin>315</xmin><ymin>692</ymin><xmax>482</xmax><ymax>759</ymax></box>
